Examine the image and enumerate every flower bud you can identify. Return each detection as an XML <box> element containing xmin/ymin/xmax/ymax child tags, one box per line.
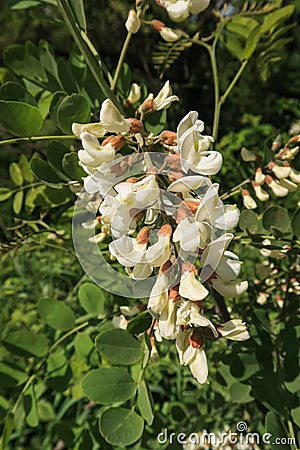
<box><xmin>125</xmin><ymin>10</ymin><xmax>140</xmax><ymax>34</ymax></box>
<box><xmin>102</xmin><ymin>134</ymin><xmax>125</xmax><ymax>151</ymax></box>
<box><xmin>278</xmin><ymin>178</ymin><xmax>298</xmax><ymax>192</ymax></box>
<box><xmin>252</xmin><ymin>181</ymin><xmax>269</xmax><ymax>202</ymax></box>
<box><xmin>242</xmin><ymin>189</ymin><xmax>257</xmax><ymax>209</ymax></box>
<box><xmin>265</xmin><ymin>175</ymin><xmax>288</xmax><ymax>197</ymax></box>
<box><xmin>268</xmin><ymin>162</ymin><xmax>291</xmax><ymax>179</ymax></box>
<box><xmin>255</xmin><ymin>167</ymin><xmax>265</xmax><ymax>185</ymax></box>
<box><xmin>126</xmin><ymin>83</ymin><xmax>141</xmax><ymax>106</ymax></box>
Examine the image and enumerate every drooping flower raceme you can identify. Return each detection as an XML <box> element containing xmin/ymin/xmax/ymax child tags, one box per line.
<box><xmin>73</xmin><ymin>89</ymin><xmax>249</xmax><ymax>384</ymax></box>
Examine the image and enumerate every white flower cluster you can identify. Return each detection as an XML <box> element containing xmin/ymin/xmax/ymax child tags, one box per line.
<box><xmin>73</xmin><ymin>85</ymin><xmax>249</xmax><ymax>384</ymax></box>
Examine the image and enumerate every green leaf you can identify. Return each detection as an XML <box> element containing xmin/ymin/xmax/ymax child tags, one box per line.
<box><xmin>291</xmin><ymin>406</ymin><xmax>300</xmax><ymax>428</ymax></box>
<box><xmin>37</xmin><ymin>298</ymin><xmax>75</xmax><ymax>331</ymax></box>
<box><xmin>230</xmin><ymin>382</ymin><xmax>253</xmax><ymax>403</ymax></box>
<box><xmin>30</xmin><ymin>157</ymin><xmax>63</xmax><ymax>186</ymax></box>
<box><xmin>261</xmin><ymin>5</ymin><xmax>295</xmax><ymax>34</ymax></box>
<box><xmin>0</xmin><ymin>188</ymin><xmax>13</xmax><ymax>202</ymax></box>
<box><xmin>11</xmin><ymin>1</ymin><xmax>42</xmax><ymax>9</ymax></box>
<box><xmin>57</xmin><ymin>94</ymin><xmax>90</xmax><ymax>134</ymax></box>
<box><xmin>137</xmin><ymin>380</ymin><xmax>154</xmax><ymax>426</ymax></box>
<box><xmin>37</xmin><ymin>400</ymin><xmax>55</xmax><ymax>422</ymax></box>
<box><xmin>292</xmin><ymin>209</ymin><xmax>300</xmax><ymax>239</ymax></box>
<box><xmin>99</xmin><ymin>407</ymin><xmax>144</xmax><ymax>446</ymax></box>
<box><xmin>13</xmin><ymin>190</ymin><xmax>24</xmax><ymax>214</ymax></box>
<box><xmin>127</xmin><ymin>311</ymin><xmax>152</xmax><ymax>335</ymax></box>
<box><xmin>74</xmin><ymin>333</ymin><xmax>94</xmax><ymax>358</ymax></box>
<box><xmin>69</xmin><ymin>0</ymin><xmax>87</xmax><ymax>32</ymax></box>
<box><xmin>226</xmin><ymin>16</ymin><xmax>259</xmax><ymax>39</ymax></box>
<box><xmin>49</xmin><ymin>91</ymin><xmax>66</xmax><ymax>126</ymax></box>
<box><xmin>265</xmin><ymin>411</ymin><xmax>292</xmax><ymax>450</ymax></box>
<box><xmin>43</xmin><ymin>186</ymin><xmax>72</xmax><ymax>205</ymax></box>
<box><xmin>9</xmin><ymin>162</ymin><xmax>23</xmax><ymax>186</ymax></box>
<box><xmin>0</xmin><ymin>413</ymin><xmax>14</xmax><ymax>450</ymax></box>
<box><xmin>0</xmin><ymin>362</ymin><xmax>27</xmax><ymax>388</ymax></box>
<box><xmin>95</xmin><ymin>329</ymin><xmax>143</xmax><ymax>366</ymax></box>
<box><xmin>62</xmin><ymin>152</ymin><xmax>85</xmax><ymax>182</ymax></box>
<box><xmin>3</xmin><ymin>42</ymin><xmax>46</xmax><ymax>81</ymax></box>
<box><xmin>24</xmin><ymin>384</ymin><xmax>39</xmax><ymax>428</ymax></box>
<box><xmin>262</xmin><ymin>206</ymin><xmax>291</xmax><ymax>233</ymax></box>
<box><xmin>78</xmin><ymin>283</ymin><xmax>106</xmax><ymax>315</ymax></box>
<box><xmin>46</xmin><ymin>352</ymin><xmax>72</xmax><ymax>392</ymax></box>
<box><xmin>243</xmin><ymin>25</ymin><xmax>262</xmax><ymax>59</ymax></box>
<box><xmin>219</xmin><ymin>32</ymin><xmax>244</xmax><ymax>61</ymax></box>
<box><xmin>144</xmin><ymin>109</ymin><xmax>167</xmax><ymax>135</ymax></box>
<box><xmin>0</xmin><ymin>100</ymin><xmax>43</xmax><ymax>137</ymax></box>
<box><xmin>19</xmin><ymin>154</ymin><xmax>34</xmax><ymax>182</ymax></box>
<box><xmin>82</xmin><ymin>368</ymin><xmax>136</xmax><ymax>404</ymax></box>
<box><xmin>2</xmin><ymin>330</ymin><xmax>48</xmax><ymax>357</ymax></box>
<box><xmin>239</xmin><ymin>210</ymin><xmax>259</xmax><ymax>233</ymax></box>
<box><xmin>0</xmin><ymin>81</ymin><xmax>36</xmax><ymax>105</ymax></box>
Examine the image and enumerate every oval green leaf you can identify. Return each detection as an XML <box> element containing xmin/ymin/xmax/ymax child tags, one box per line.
<box><xmin>13</xmin><ymin>190</ymin><xmax>24</xmax><ymax>214</ymax></box>
<box><xmin>2</xmin><ymin>330</ymin><xmax>48</xmax><ymax>357</ymax></box>
<box><xmin>137</xmin><ymin>380</ymin><xmax>154</xmax><ymax>426</ymax></box>
<box><xmin>62</xmin><ymin>152</ymin><xmax>85</xmax><ymax>182</ymax></box>
<box><xmin>99</xmin><ymin>407</ymin><xmax>144</xmax><ymax>446</ymax></box>
<box><xmin>0</xmin><ymin>100</ymin><xmax>43</xmax><ymax>137</ymax></box>
<box><xmin>0</xmin><ymin>188</ymin><xmax>13</xmax><ymax>202</ymax></box>
<box><xmin>265</xmin><ymin>411</ymin><xmax>292</xmax><ymax>450</ymax></box>
<box><xmin>9</xmin><ymin>162</ymin><xmax>23</xmax><ymax>186</ymax></box>
<box><xmin>19</xmin><ymin>154</ymin><xmax>34</xmax><ymax>182</ymax></box>
<box><xmin>82</xmin><ymin>368</ymin><xmax>136</xmax><ymax>404</ymax></box>
<box><xmin>239</xmin><ymin>209</ymin><xmax>259</xmax><ymax>233</ymax></box>
<box><xmin>57</xmin><ymin>93</ymin><xmax>90</xmax><ymax>134</ymax></box>
<box><xmin>262</xmin><ymin>206</ymin><xmax>290</xmax><ymax>233</ymax></box>
<box><xmin>78</xmin><ymin>283</ymin><xmax>106</xmax><ymax>315</ymax></box>
<box><xmin>37</xmin><ymin>298</ymin><xmax>75</xmax><ymax>331</ymax></box>
<box><xmin>292</xmin><ymin>209</ymin><xmax>300</xmax><ymax>239</ymax></box>
<box><xmin>30</xmin><ymin>157</ymin><xmax>63</xmax><ymax>186</ymax></box>
<box><xmin>95</xmin><ymin>328</ymin><xmax>142</xmax><ymax>365</ymax></box>
<box><xmin>127</xmin><ymin>311</ymin><xmax>152</xmax><ymax>335</ymax></box>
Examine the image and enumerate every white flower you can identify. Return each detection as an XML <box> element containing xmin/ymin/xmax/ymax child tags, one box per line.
<box><xmin>125</xmin><ymin>10</ymin><xmax>140</xmax><ymax>34</ymax></box>
<box><xmin>265</xmin><ymin>175</ymin><xmax>288</xmax><ymax>197</ymax></box>
<box><xmin>159</xmin><ymin>26</ymin><xmax>183</xmax><ymax>42</ymax></box>
<box><xmin>126</xmin><ymin>83</ymin><xmax>141</xmax><ymax>105</ymax></box>
<box><xmin>78</xmin><ymin>132</ymin><xmax>115</xmax><ymax>174</ymax></box>
<box><xmin>242</xmin><ymin>189</ymin><xmax>257</xmax><ymax>210</ymax></box>
<box><xmin>176</xmin><ymin>330</ymin><xmax>208</xmax><ymax>384</ymax></box>
<box><xmin>289</xmin><ymin>168</ymin><xmax>300</xmax><ymax>183</ymax></box>
<box><xmin>241</xmin><ymin>147</ymin><xmax>256</xmax><ymax>162</ymax></box>
<box><xmin>100</xmin><ymin>99</ymin><xmax>142</xmax><ymax>133</ymax></box>
<box><xmin>210</xmin><ymin>278</ymin><xmax>248</xmax><ymax>297</ymax></box>
<box><xmin>173</xmin><ymin>217</ymin><xmax>208</xmax><ymax>252</ymax></box>
<box><xmin>72</xmin><ymin>122</ymin><xmax>106</xmax><ymax>139</ymax></box>
<box><xmin>160</xmin><ymin>0</ymin><xmax>210</xmax><ymax>22</ymax></box>
<box><xmin>255</xmin><ymin>168</ymin><xmax>265</xmax><ymax>185</ymax></box>
<box><xmin>176</xmin><ymin>301</ymin><xmax>218</xmax><ymax>335</ymax></box>
<box><xmin>268</xmin><ymin>162</ymin><xmax>291</xmax><ymax>179</ymax></box>
<box><xmin>159</xmin><ymin>299</ymin><xmax>178</xmax><ymax>339</ymax></box>
<box><xmin>177</xmin><ymin>112</ymin><xmax>222</xmax><ymax>175</ymax></box>
<box><xmin>217</xmin><ymin>319</ymin><xmax>250</xmax><ymax>341</ymax></box>
<box><xmin>200</xmin><ymin>233</ymin><xmax>234</xmax><ymax>279</ymax></box>
<box><xmin>179</xmin><ymin>267</ymin><xmax>209</xmax><ymax>301</ymax></box>
<box><xmin>252</xmin><ymin>182</ymin><xmax>269</xmax><ymax>201</ymax></box>
<box><xmin>154</xmin><ymin>80</ymin><xmax>179</xmax><ymax>111</ymax></box>
<box><xmin>113</xmin><ymin>314</ymin><xmax>128</xmax><ymax>329</ymax></box>
<box><xmin>278</xmin><ymin>178</ymin><xmax>298</xmax><ymax>192</ymax></box>
<box><xmin>148</xmin><ymin>274</ymin><xmax>169</xmax><ymax>314</ymax></box>
<box><xmin>167</xmin><ymin>175</ymin><xmax>211</xmax><ymax>193</ymax></box>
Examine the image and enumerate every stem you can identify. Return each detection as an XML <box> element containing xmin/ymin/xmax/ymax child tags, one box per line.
<box><xmin>220</xmin><ymin>179</ymin><xmax>251</xmax><ymax>200</ymax></box>
<box><xmin>56</xmin><ymin>0</ymin><xmax>124</xmax><ymax>113</ymax></box>
<box><xmin>10</xmin><ymin>322</ymin><xmax>89</xmax><ymax>416</ymax></box>
<box><xmin>112</xmin><ymin>32</ymin><xmax>133</xmax><ymax>91</ymax></box>
<box><xmin>0</xmin><ymin>135</ymin><xmax>74</xmax><ymax>147</ymax></box>
<box><xmin>208</xmin><ymin>44</ymin><xmax>220</xmax><ymax>141</ymax></box>
<box><xmin>288</xmin><ymin>420</ymin><xmax>299</xmax><ymax>450</ymax></box>
<box><xmin>221</xmin><ymin>59</ymin><xmax>249</xmax><ymax>106</ymax></box>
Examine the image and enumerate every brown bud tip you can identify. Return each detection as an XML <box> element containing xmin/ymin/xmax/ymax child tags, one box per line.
<box><xmin>159</xmin><ymin>260</ymin><xmax>172</xmax><ymax>274</ymax></box>
<box><xmin>168</xmin><ymin>170</ymin><xmax>184</xmax><ymax>182</ymax></box>
<box><xmin>136</xmin><ymin>226</ymin><xmax>151</xmax><ymax>244</ymax></box>
<box><xmin>183</xmin><ymin>200</ymin><xmax>200</xmax><ymax>214</ymax></box>
<box><xmin>189</xmin><ymin>329</ymin><xmax>204</xmax><ymax>349</ymax></box>
<box><xmin>129</xmin><ymin>118</ymin><xmax>143</xmax><ymax>134</ymax></box>
<box><xmin>126</xmin><ymin>177</ymin><xmax>139</xmax><ymax>183</ymax></box>
<box><xmin>158</xmin><ymin>224</ymin><xmax>172</xmax><ymax>237</ymax></box>
<box><xmin>288</xmin><ymin>135</ymin><xmax>300</xmax><ymax>144</ymax></box>
<box><xmin>175</xmin><ymin>206</ymin><xmax>192</xmax><ymax>223</ymax></box>
<box><xmin>102</xmin><ymin>135</ymin><xmax>125</xmax><ymax>151</ymax></box>
<box><xmin>160</xmin><ymin>131</ymin><xmax>178</xmax><ymax>146</ymax></box>
<box><xmin>141</xmin><ymin>98</ymin><xmax>155</xmax><ymax>115</ymax></box>
<box><xmin>242</xmin><ymin>189</ymin><xmax>250</xmax><ymax>197</ymax></box>
<box><xmin>152</xmin><ymin>20</ymin><xmax>165</xmax><ymax>31</ymax></box>
<box><xmin>268</xmin><ymin>162</ymin><xmax>275</xmax><ymax>170</ymax></box>
<box><xmin>265</xmin><ymin>175</ymin><xmax>274</xmax><ymax>185</ymax></box>
<box><xmin>169</xmin><ymin>285</ymin><xmax>180</xmax><ymax>302</ymax></box>
<box><xmin>147</xmin><ymin>166</ymin><xmax>159</xmax><ymax>177</ymax></box>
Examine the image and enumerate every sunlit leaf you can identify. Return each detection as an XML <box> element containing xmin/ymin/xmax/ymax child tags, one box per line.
<box><xmin>99</xmin><ymin>407</ymin><xmax>144</xmax><ymax>446</ymax></box>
